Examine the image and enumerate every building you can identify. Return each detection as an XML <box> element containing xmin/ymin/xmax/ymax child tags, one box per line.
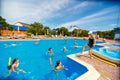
<box><xmin>114</xmin><ymin>30</ymin><xmax>120</xmax><ymax>40</ymax></box>
<box><xmin>14</xmin><ymin>22</ymin><xmax>30</xmax><ymax>34</ymax></box>
<box><xmin>1</xmin><ymin>22</ymin><xmax>30</xmax><ymax>35</ymax></box>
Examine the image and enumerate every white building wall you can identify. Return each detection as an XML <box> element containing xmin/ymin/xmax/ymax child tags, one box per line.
<box><xmin>114</xmin><ymin>33</ymin><xmax>120</xmax><ymax>39</ymax></box>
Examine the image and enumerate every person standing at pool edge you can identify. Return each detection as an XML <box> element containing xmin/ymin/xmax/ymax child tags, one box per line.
<box><xmin>79</xmin><ymin>31</ymin><xmax>96</xmax><ymax>58</ymax></box>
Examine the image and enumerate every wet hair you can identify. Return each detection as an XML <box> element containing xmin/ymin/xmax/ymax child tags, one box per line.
<box><xmin>55</xmin><ymin>60</ymin><xmax>61</xmax><ymax>68</ymax></box>
<box><xmin>48</xmin><ymin>48</ymin><xmax>52</xmax><ymax>51</ymax></box>
<box><xmin>8</xmin><ymin>65</ymin><xmax>11</xmax><ymax>70</ymax></box>
<box><xmin>8</xmin><ymin>58</ymin><xmax>18</xmax><ymax>70</ymax></box>
<box><xmin>12</xmin><ymin>58</ymin><xmax>18</xmax><ymax>65</ymax></box>
<box><xmin>49</xmin><ymin>48</ymin><xmax>52</xmax><ymax>50</ymax></box>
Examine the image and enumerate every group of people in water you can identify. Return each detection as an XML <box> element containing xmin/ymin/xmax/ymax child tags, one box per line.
<box><xmin>47</xmin><ymin>48</ymin><xmax>68</xmax><ymax>70</ymax></box>
<box><xmin>47</xmin><ymin>47</ymin><xmax>68</xmax><ymax>79</ymax></box>
<box><xmin>5</xmin><ymin>31</ymin><xmax>96</xmax><ymax>78</ymax></box>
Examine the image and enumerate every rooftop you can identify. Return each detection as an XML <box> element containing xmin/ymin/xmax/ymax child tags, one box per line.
<box><xmin>15</xmin><ymin>22</ymin><xmax>30</xmax><ymax>27</ymax></box>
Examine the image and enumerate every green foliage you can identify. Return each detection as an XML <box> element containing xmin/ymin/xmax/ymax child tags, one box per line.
<box><xmin>79</xmin><ymin>30</ymin><xmax>88</xmax><ymax>37</ymax></box>
<box><xmin>71</xmin><ymin>29</ymin><xmax>81</xmax><ymax>37</ymax></box>
<box><xmin>113</xmin><ymin>27</ymin><xmax>120</xmax><ymax>32</ymax></box>
<box><xmin>97</xmin><ymin>27</ymin><xmax>120</xmax><ymax>39</ymax></box>
<box><xmin>0</xmin><ymin>16</ymin><xmax>9</xmax><ymax>27</ymax></box>
<box><xmin>8</xmin><ymin>25</ymin><xmax>13</xmax><ymax>31</ymax></box>
<box><xmin>27</xmin><ymin>22</ymin><xmax>44</xmax><ymax>35</ymax></box>
<box><xmin>72</xmin><ymin>29</ymin><xmax>78</xmax><ymax>36</ymax></box>
<box><xmin>44</xmin><ymin>26</ymin><xmax>50</xmax><ymax>30</ymax></box>
<box><xmin>26</xmin><ymin>33</ymin><xmax>32</xmax><ymax>38</ymax></box>
<box><xmin>27</xmin><ymin>27</ymin><xmax>36</xmax><ymax>35</ymax></box>
<box><xmin>56</xmin><ymin>27</ymin><xmax>69</xmax><ymax>36</ymax></box>
<box><xmin>0</xmin><ymin>16</ymin><xmax>12</xmax><ymax>35</ymax></box>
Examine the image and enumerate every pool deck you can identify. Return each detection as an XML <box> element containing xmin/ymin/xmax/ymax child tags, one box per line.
<box><xmin>72</xmin><ymin>52</ymin><xmax>120</xmax><ymax>80</ymax></box>
<box><xmin>67</xmin><ymin>53</ymin><xmax>100</xmax><ymax>80</ymax></box>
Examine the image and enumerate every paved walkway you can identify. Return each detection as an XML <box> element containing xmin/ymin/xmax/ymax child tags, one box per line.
<box><xmin>77</xmin><ymin>54</ymin><xmax>120</xmax><ymax>80</ymax></box>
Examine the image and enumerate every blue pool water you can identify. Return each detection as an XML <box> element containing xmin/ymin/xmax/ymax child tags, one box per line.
<box><xmin>0</xmin><ymin>38</ymin><xmax>89</xmax><ymax>80</ymax></box>
<box><xmin>107</xmin><ymin>43</ymin><xmax>120</xmax><ymax>48</ymax></box>
<box><xmin>93</xmin><ymin>45</ymin><xmax>120</xmax><ymax>60</ymax></box>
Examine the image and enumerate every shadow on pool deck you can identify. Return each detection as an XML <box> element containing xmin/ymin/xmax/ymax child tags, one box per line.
<box><xmin>76</xmin><ymin>54</ymin><xmax>120</xmax><ymax>80</ymax></box>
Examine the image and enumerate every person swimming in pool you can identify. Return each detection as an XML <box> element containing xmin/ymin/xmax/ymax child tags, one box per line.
<box><xmin>74</xmin><ymin>42</ymin><xmax>78</xmax><ymax>48</ymax></box>
<box><xmin>54</xmin><ymin>60</ymin><xmax>67</xmax><ymax>71</ymax></box>
<box><xmin>5</xmin><ymin>58</ymin><xmax>28</xmax><ymax>77</ymax></box>
<box><xmin>48</xmin><ymin>48</ymin><xmax>54</xmax><ymax>56</ymax></box>
<box><xmin>54</xmin><ymin>60</ymin><xmax>68</xmax><ymax>76</ymax></box>
<box><xmin>35</xmin><ymin>39</ymin><xmax>39</xmax><ymax>44</ymax></box>
<box><xmin>53</xmin><ymin>60</ymin><xmax>68</xmax><ymax>79</ymax></box>
<box><xmin>63</xmin><ymin>46</ymin><xmax>67</xmax><ymax>52</ymax></box>
<box><xmin>77</xmin><ymin>31</ymin><xmax>96</xmax><ymax>58</ymax></box>
<box><xmin>12</xmin><ymin>42</ymin><xmax>17</xmax><ymax>46</ymax></box>
<box><xmin>47</xmin><ymin>48</ymin><xmax>54</xmax><ymax>68</ymax></box>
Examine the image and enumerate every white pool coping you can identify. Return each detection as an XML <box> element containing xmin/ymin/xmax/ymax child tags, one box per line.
<box><xmin>0</xmin><ymin>38</ymin><xmax>72</xmax><ymax>41</ymax></box>
<box><xmin>67</xmin><ymin>53</ymin><xmax>100</xmax><ymax>80</ymax></box>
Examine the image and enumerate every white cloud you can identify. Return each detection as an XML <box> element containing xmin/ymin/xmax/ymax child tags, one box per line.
<box><xmin>82</xmin><ymin>6</ymin><xmax>118</xmax><ymax>20</ymax></box>
<box><xmin>110</xmin><ymin>24</ymin><xmax>117</xmax><ymax>27</ymax></box>
<box><xmin>58</xmin><ymin>6</ymin><xmax>119</xmax><ymax>28</ymax></box>
<box><xmin>67</xmin><ymin>1</ymin><xmax>89</xmax><ymax>11</ymax></box>
<box><xmin>1</xmin><ymin>0</ymin><xmax>70</xmax><ymax>24</ymax></box>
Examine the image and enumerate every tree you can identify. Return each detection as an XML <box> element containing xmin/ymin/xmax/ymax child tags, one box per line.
<box><xmin>72</xmin><ymin>29</ymin><xmax>77</xmax><ymax>36</ymax></box>
<box><xmin>8</xmin><ymin>25</ymin><xmax>13</xmax><ymax>31</ymax></box>
<box><xmin>58</xmin><ymin>27</ymin><xmax>69</xmax><ymax>36</ymax></box>
<box><xmin>28</xmin><ymin>22</ymin><xmax>44</xmax><ymax>35</ymax></box>
<box><xmin>0</xmin><ymin>16</ymin><xmax>10</xmax><ymax>35</ymax></box>
<box><xmin>96</xmin><ymin>27</ymin><xmax>120</xmax><ymax>39</ymax></box>
<box><xmin>0</xmin><ymin>16</ymin><xmax>9</xmax><ymax>27</ymax></box>
<box><xmin>113</xmin><ymin>27</ymin><xmax>120</xmax><ymax>32</ymax></box>
<box><xmin>80</xmin><ymin>30</ymin><xmax>88</xmax><ymax>37</ymax></box>
<box><xmin>44</xmin><ymin>26</ymin><xmax>50</xmax><ymax>35</ymax></box>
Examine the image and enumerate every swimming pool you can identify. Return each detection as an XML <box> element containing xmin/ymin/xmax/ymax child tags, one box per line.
<box><xmin>107</xmin><ymin>43</ymin><xmax>120</xmax><ymax>48</ymax></box>
<box><xmin>0</xmin><ymin>38</ymin><xmax>89</xmax><ymax>80</ymax></box>
<box><xmin>93</xmin><ymin>45</ymin><xmax>120</xmax><ymax>61</ymax></box>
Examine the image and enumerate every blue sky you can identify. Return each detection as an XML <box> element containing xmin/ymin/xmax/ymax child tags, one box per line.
<box><xmin>1</xmin><ymin>0</ymin><xmax>120</xmax><ymax>31</ymax></box>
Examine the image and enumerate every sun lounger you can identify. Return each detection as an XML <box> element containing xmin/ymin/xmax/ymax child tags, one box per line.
<box><xmin>0</xmin><ymin>36</ymin><xmax>3</xmax><ymax>39</ymax></box>
<box><xmin>8</xmin><ymin>36</ymin><xmax>12</xmax><ymax>39</ymax></box>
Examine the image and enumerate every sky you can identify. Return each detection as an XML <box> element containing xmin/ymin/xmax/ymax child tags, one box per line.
<box><xmin>1</xmin><ymin>0</ymin><xmax>120</xmax><ymax>31</ymax></box>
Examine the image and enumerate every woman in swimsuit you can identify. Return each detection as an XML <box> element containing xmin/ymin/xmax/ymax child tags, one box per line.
<box><xmin>54</xmin><ymin>60</ymin><xmax>68</xmax><ymax>71</ymax></box>
<box><xmin>79</xmin><ymin>31</ymin><xmax>96</xmax><ymax>58</ymax></box>
<box><xmin>54</xmin><ymin>60</ymin><xmax>68</xmax><ymax>79</ymax></box>
<box><xmin>6</xmin><ymin>58</ymin><xmax>27</xmax><ymax>77</ymax></box>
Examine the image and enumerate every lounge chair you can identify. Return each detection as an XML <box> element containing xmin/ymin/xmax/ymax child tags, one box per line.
<box><xmin>0</xmin><ymin>36</ymin><xmax>3</xmax><ymax>39</ymax></box>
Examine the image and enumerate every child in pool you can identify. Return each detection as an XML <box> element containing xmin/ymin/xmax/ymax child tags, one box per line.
<box><xmin>5</xmin><ymin>58</ymin><xmax>28</xmax><ymax>77</ymax></box>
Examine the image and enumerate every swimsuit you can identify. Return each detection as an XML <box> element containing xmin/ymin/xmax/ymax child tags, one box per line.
<box><xmin>88</xmin><ymin>38</ymin><xmax>94</xmax><ymax>48</ymax></box>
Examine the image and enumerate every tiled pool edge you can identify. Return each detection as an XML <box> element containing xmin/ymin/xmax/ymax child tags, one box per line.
<box><xmin>67</xmin><ymin>54</ymin><xmax>100</xmax><ymax>80</ymax></box>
